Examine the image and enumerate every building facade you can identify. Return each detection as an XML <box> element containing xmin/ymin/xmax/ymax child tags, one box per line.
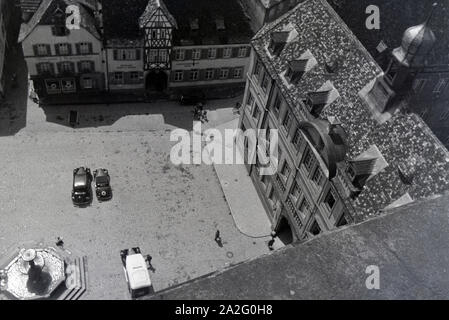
<box><xmin>239</xmin><ymin>0</ymin><xmax>449</xmax><ymax>242</ymax></box>
<box><xmin>0</xmin><ymin>0</ymin><xmax>18</xmax><ymax>97</ymax></box>
<box><xmin>19</xmin><ymin>0</ymin><xmax>105</xmax><ymax>99</ymax></box>
<box><xmin>103</xmin><ymin>0</ymin><xmax>253</xmax><ymax>99</ymax></box>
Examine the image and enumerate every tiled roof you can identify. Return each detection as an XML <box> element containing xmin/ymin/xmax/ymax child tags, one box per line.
<box><xmin>103</xmin><ymin>0</ymin><xmax>149</xmax><ymax>47</ymax></box>
<box><xmin>18</xmin><ymin>0</ymin><xmax>100</xmax><ymax>43</ymax></box>
<box><xmin>252</xmin><ymin>0</ymin><xmax>449</xmax><ymax>219</ymax></box>
<box><xmin>327</xmin><ymin>0</ymin><xmax>449</xmax><ymax>66</ymax></box>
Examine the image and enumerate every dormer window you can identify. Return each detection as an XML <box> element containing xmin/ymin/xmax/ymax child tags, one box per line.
<box><xmin>305</xmin><ymin>81</ymin><xmax>339</xmax><ymax>117</ymax></box>
<box><xmin>268</xmin><ymin>31</ymin><xmax>289</xmax><ymax>56</ymax></box>
<box><xmin>216</xmin><ymin>17</ymin><xmax>225</xmax><ymax>31</ymax></box>
<box><xmin>305</xmin><ymin>90</ymin><xmax>332</xmax><ymax>116</ymax></box>
<box><xmin>346</xmin><ymin>145</ymin><xmax>388</xmax><ymax>189</ymax></box>
<box><xmin>285</xmin><ymin>60</ymin><xmax>306</xmax><ymax>84</ymax></box>
<box><xmin>190</xmin><ymin>18</ymin><xmax>199</xmax><ymax>31</ymax></box>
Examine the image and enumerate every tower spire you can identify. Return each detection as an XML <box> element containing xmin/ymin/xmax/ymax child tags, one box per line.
<box><xmin>425</xmin><ymin>2</ymin><xmax>438</xmax><ymax>26</ymax></box>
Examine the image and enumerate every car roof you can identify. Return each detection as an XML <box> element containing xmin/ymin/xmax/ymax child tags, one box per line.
<box><xmin>126</xmin><ymin>254</ymin><xmax>151</xmax><ymax>289</ymax></box>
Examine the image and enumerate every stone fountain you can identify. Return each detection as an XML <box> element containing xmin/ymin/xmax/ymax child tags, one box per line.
<box><xmin>0</xmin><ymin>247</ymin><xmax>65</xmax><ymax>300</ymax></box>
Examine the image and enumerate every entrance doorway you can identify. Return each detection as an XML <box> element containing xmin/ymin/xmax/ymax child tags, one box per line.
<box><xmin>276</xmin><ymin>216</ymin><xmax>294</xmax><ymax>245</ymax></box>
<box><xmin>145</xmin><ymin>70</ymin><xmax>167</xmax><ymax>93</ymax></box>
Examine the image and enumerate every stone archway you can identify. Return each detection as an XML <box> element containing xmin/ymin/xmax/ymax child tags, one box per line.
<box><xmin>145</xmin><ymin>70</ymin><xmax>168</xmax><ymax>93</ymax></box>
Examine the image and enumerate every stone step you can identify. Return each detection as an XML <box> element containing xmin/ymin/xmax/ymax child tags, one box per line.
<box><xmin>65</xmin><ymin>257</ymin><xmax>82</xmax><ymax>300</ymax></box>
<box><xmin>71</xmin><ymin>256</ymin><xmax>88</xmax><ymax>300</ymax></box>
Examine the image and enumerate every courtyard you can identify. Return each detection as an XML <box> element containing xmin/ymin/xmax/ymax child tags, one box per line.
<box><xmin>0</xmin><ymin>86</ymin><xmax>273</xmax><ymax>299</ymax></box>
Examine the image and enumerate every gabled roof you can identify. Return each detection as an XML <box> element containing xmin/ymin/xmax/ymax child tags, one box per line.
<box><xmin>18</xmin><ymin>0</ymin><xmax>100</xmax><ymax>43</ymax></box>
<box><xmin>139</xmin><ymin>0</ymin><xmax>178</xmax><ymax>29</ymax></box>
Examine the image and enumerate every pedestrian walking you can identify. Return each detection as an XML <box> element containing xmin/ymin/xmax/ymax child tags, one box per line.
<box><xmin>215</xmin><ymin>230</ymin><xmax>221</xmax><ymax>243</ymax></box>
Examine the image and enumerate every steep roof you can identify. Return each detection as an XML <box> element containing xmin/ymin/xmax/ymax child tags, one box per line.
<box><xmin>139</xmin><ymin>0</ymin><xmax>177</xmax><ymax>29</ymax></box>
<box><xmin>252</xmin><ymin>0</ymin><xmax>449</xmax><ymax>219</ymax></box>
<box><xmin>149</xmin><ymin>193</ymin><xmax>449</xmax><ymax>300</ymax></box>
<box><xmin>18</xmin><ymin>0</ymin><xmax>100</xmax><ymax>43</ymax></box>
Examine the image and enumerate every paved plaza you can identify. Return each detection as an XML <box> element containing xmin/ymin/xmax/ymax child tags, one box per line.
<box><xmin>0</xmin><ymin>84</ymin><xmax>277</xmax><ymax>299</ymax></box>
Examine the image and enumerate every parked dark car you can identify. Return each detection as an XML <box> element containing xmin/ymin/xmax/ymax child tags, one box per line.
<box><xmin>180</xmin><ymin>91</ymin><xmax>206</xmax><ymax>105</ymax></box>
<box><xmin>72</xmin><ymin>167</ymin><xmax>92</xmax><ymax>206</ymax></box>
<box><xmin>93</xmin><ymin>168</ymin><xmax>112</xmax><ymax>201</ymax></box>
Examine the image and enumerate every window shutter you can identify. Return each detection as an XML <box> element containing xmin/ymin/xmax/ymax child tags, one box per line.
<box><xmin>76</xmin><ymin>43</ymin><xmax>81</xmax><ymax>54</ymax></box>
<box><xmin>113</xmin><ymin>49</ymin><xmax>118</xmax><ymax>60</ymax></box>
<box><xmin>36</xmin><ymin>63</ymin><xmax>41</xmax><ymax>74</ymax></box>
<box><xmin>49</xmin><ymin>63</ymin><xmax>55</xmax><ymax>75</ymax></box>
<box><xmin>214</xmin><ymin>68</ymin><xmax>220</xmax><ymax>80</ymax></box>
<box><xmin>232</xmin><ymin>47</ymin><xmax>239</xmax><ymax>58</ymax></box>
<box><xmin>184</xmin><ymin>49</ymin><xmax>192</xmax><ymax>61</ymax></box>
<box><xmin>246</xmin><ymin>46</ymin><xmax>251</xmax><ymax>57</ymax></box>
<box><xmin>136</xmin><ymin>49</ymin><xmax>141</xmax><ymax>60</ymax></box>
<box><xmin>90</xmin><ymin>61</ymin><xmax>95</xmax><ymax>72</ymax></box>
<box><xmin>68</xmin><ymin>43</ymin><xmax>73</xmax><ymax>55</ymax></box>
<box><xmin>88</xmin><ymin>43</ymin><xmax>93</xmax><ymax>54</ymax></box>
<box><xmin>46</xmin><ymin>45</ymin><xmax>51</xmax><ymax>55</ymax></box>
<box><xmin>57</xmin><ymin>62</ymin><xmax>62</xmax><ymax>74</ymax></box>
<box><xmin>217</xmin><ymin>48</ymin><xmax>223</xmax><ymax>59</ymax></box>
<box><xmin>201</xmin><ymin>49</ymin><xmax>208</xmax><ymax>59</ymax></box>
<box><xmin>33</xmin><ymin>45</ymin><xmax>38</xmax><ymax>56</ymax></box>
<box><xmin>55</xmin><ymin>44</ymin><xmax>60</xmax><ymax>55</ymax></box>
<box><xmin>77</xmin><ymin>61</ymin><xmax>82</xmax><ymax>73</ymax></box>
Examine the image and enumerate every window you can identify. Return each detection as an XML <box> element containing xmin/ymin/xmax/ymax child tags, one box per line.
<box><xmin>233</xmin><ymin>67</ymin><xmax>243</xmax><ymax>79</ymax></box>
<box><xmin>79</xmin><ymin>61</ymin><xmax>93</xmax><ymax>73</ymax></box>
<box><xmin>223</xmin><ymin>47</ymin><xmax>232</xmax><ymax>58</ymax></box>
<box><xmin>37</xmin><ymin>63</ymin><xmax>53</xmax><ymax>75</ymax></box>
<box><xmin>254</xmin><ymin>60</ymin><xmax>261</xmax><ymax>77</ymax></box>
<box><xmin>82</xmin><ymin>77</ymin><xmax>93</xmax><ymax>89</ymax></box>
<box><xmin>56</xmin><ymin>43</ymin><xmax>70</xmax><ymax>55</ymax></box>
<box><xmin>302</xmin><ymin>148</ymin><xmax>315</xmax><ymax>171</ymax></box>
<box><xmin>238</xmin><ymin>46</ymin><xmax>248</xmax><ymax>57</ymax></box>
<box><xmin>282</xmin><ymin>111</ymin><xmax>293</xmax><ymax>133</ymax></box>
<box><xmin>116</xmin><ymin>49</ymin><xmax>137</xmax><ymax>61</ymax></box>
<box><xmin>280</xmin><ymin>162</ymin><xmax>291</xmax><ymax>182</ymax></box>
<box><xmin>78</xmin><ymin>42</ymin><xmax>92</xmax><ymax>54</ymax></box>
<box><xmin>129</xmin><ymin>72</ymin><xmax>140</xmax><ymax>81</ymax></box>
<box><xmin>299</xmin><ymin>198</ymin><xmax>310</xmax><ymax>216</ymax></box>
<box><xmin>273</xmin><ymin>94</ymin><xmax>281</xmax><ymax>113</ymax></box>
<box><xmin>58</xmin><ymin>61</ymin><xmax>74</xmax><ymax>74</ymax></box>
<box><xmin>192</xmin><ymin>49</ymin><xmax>201</xmax><ymax>60</ymax></box>
<box><xmin>246</xmin><ymin>92</ymin><xmax>254</xmax><ymax>107</ymax></box>
<box><xmin>174</xmin><ymin>70</ymin><xmax>183</xmax><ymax>82</ymax></box>
<box><xmin>205</xmin><ymin>69</ymin><xmax>214</xmax><ymax>80</ymax></box>
<box><xmin>292</xmin><ymin>129</ymin><xmax>303</xmax><ymax>150</ymax></box>
<box><xmin>262</xmin><ymin>73</ymin><xmax>270</xmax><ymax>92</ymax></box>
<box><xmin>45</xmin><ymin>79</ymin><xmax>61</xmax><ymax>94</ymax></box>
<box><xmin>36</xmin><ymin>44</ymin><xmax>49</xmax><ymax>56</ymax></box>
<box><xmin>207</xmin><ymin>48</ymin><xmax>217</xmax><ymax>59</ymax></box>
<box><xmin>434</xmin><ymin>79</ymin><xmax>448</xmax><ymax>93</ymax></box>
<box><xmin>252</xmin><ymin>104</ymin><xmax>261</xmax><ymax>121</ymax></box>
<box><xmin>219</xmin><ymin>68</ymin><xmax>229</xmax><ymax>79</ymax></box>
<box><xmin>114</xmin><ymin>72</ymin><xmax>124</xmax><ymax>84</ymax></box>
<box><xmin>311</xmin><ymin>167</ymin><xmax>324</xmax><ymax>186</ymax></box>
<box><xmin>149</xmin><ymin>49</ymin><xmax>158</xmax><ymax>62</ymax></box>
<box><xmin>290</xmin><ymin>182</ymin><xmax>302</xmax><ymax>203</ymax></box>
<box><xmin>174</xmin><ymin>49</ymin><xmax>185</xmax><ymax>61</ymax></box>
<box><xmin>159</xmin><ymin>50</ymin><xmax>167</xmax><ymax>62</ymax></box>
<box><xmin>324</xmin><ymin>190</ymin><xmax>336</xmax><ymax>210</ymax></box>
<box><xmin>190</xmin><ymin>69</ymin><xmax>199</xmax><ymax>81</ymax></box>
